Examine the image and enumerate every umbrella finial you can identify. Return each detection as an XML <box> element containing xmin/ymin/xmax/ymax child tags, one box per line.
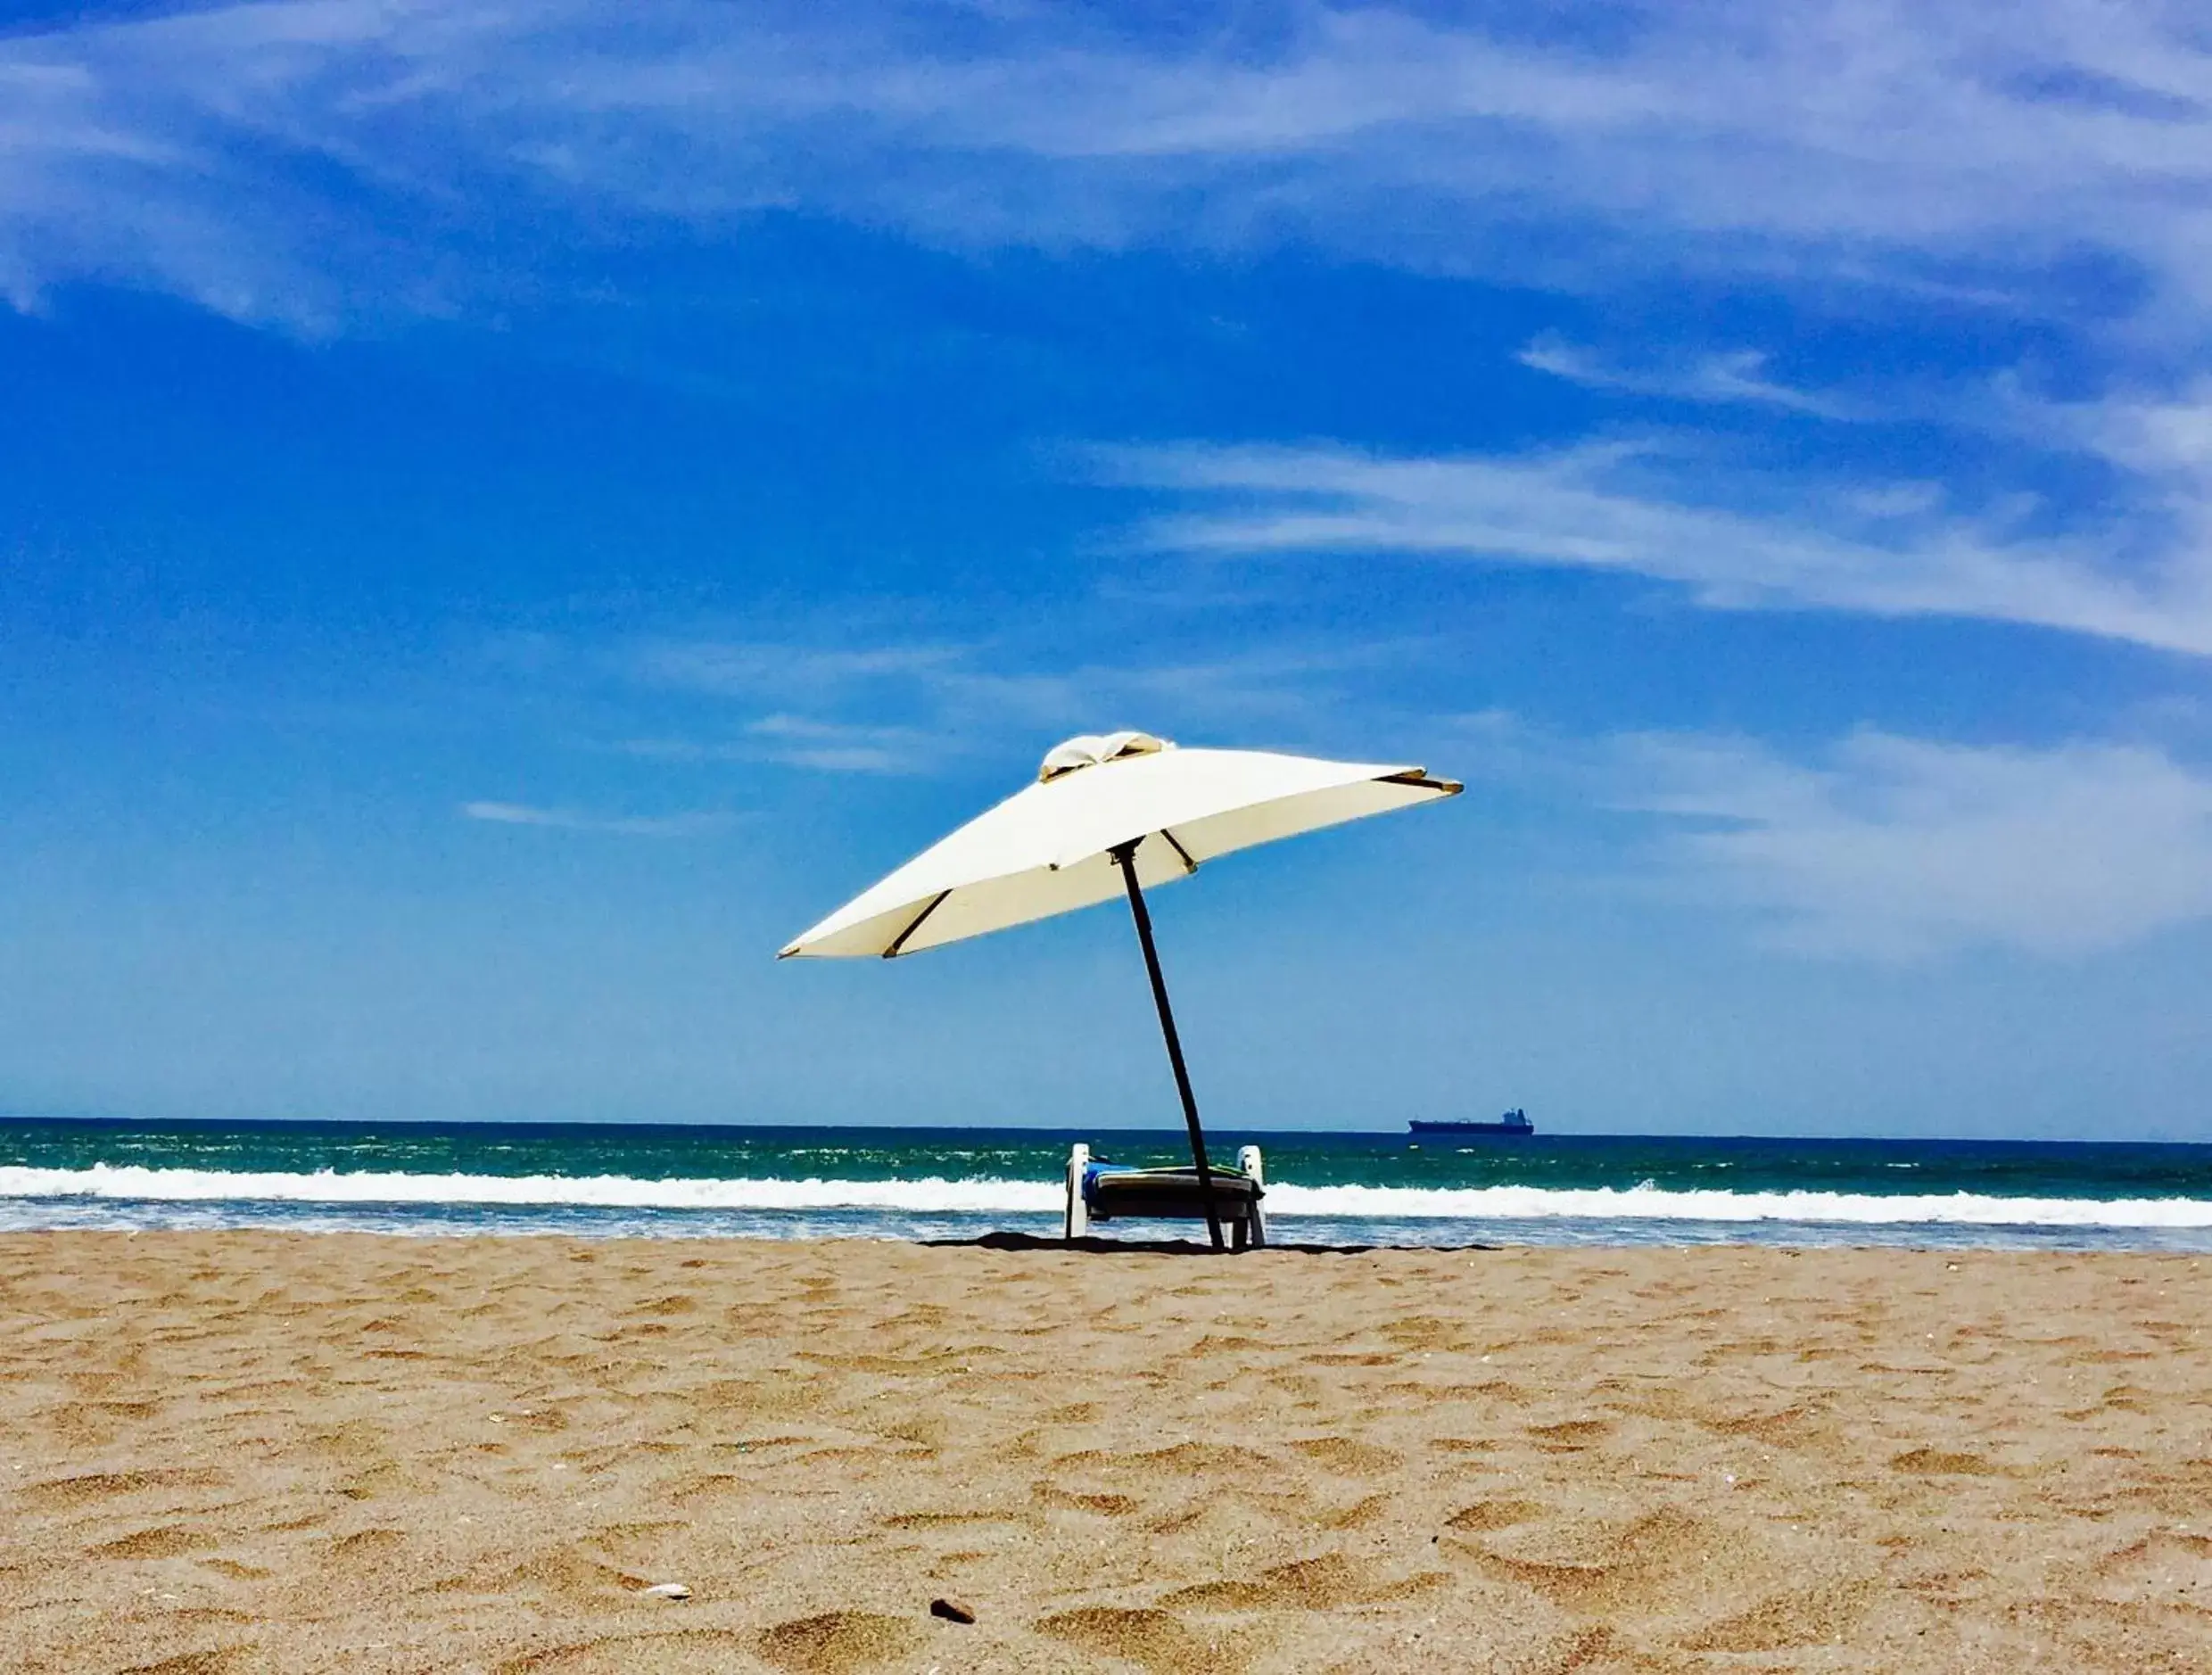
<box><xmin>1038</xmin><ymin>730</ymin><xmax>1172</xmax><ymax>782</ymax></box>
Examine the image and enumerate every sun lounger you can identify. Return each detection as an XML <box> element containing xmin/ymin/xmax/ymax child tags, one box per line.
<box><xmin>1064</xmin><ymin>1143</ymin><xmax>1268</xmax><ymax>1250</ymax></box>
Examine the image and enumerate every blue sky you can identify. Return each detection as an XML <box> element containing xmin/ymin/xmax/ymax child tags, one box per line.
<box><xmin>4</xmin><ymin>1</ymin><xmax>2212</xmax><ymax>1138</ymax></box>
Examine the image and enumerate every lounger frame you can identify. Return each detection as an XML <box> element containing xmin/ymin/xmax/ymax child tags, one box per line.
<box><xmin>1065</xmin><ymin>1143</ymin><xmax>1268</xmax><ymax>1250</ymax></box>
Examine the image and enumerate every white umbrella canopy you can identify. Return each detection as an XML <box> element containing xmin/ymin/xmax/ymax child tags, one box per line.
<box><xmin>778</xmin><ymin>730</ymin><xmax>1460</xmax><ymax>1250</ymax></box>
<box><xmin>779</xmin><ymin>731</ymin><xmax>1460</xmax><ymax>959</ymax></box>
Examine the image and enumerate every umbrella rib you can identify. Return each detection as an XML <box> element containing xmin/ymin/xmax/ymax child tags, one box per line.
<box><xmin>882</xmin><ymin>889</ymin><xmax>952</xmax><ymax>959</ymax></box>
<box><xmin>1379</xmin><ymin>770</ymin><xmax>1465</xmax><ymax>795</ymax></box>
<box><xmin>1159</xmin><ymin>828</ymin><xmax>1200</xmax><ymax>874</ymax></box>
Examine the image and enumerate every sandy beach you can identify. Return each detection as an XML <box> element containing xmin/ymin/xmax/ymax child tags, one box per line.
<box><xmin>2</xmin><ymin>1233</ymin><xmax>2207</xmax><ymax>1673</ymax></box>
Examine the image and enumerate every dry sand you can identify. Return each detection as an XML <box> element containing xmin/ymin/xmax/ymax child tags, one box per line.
<box><xmin>2</xmin><ymin>1233</ymin><xmax>2208</xmax><ymax>1673</ymax></box>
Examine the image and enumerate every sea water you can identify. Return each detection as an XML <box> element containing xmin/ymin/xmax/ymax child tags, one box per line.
<box><xmin>4</xmin><ymin>1118</ymin><xmax>2211</xmax><ymax>1250</ymax></box>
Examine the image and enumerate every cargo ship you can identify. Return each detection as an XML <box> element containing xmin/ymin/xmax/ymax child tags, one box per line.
<box><xmin>1408</xmin><ymin>1108</ymin><xmax>1534</xmax><ymax>1136</ymax></box>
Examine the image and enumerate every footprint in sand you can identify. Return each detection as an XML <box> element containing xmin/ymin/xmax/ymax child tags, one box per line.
<box><xmin>497</xmin><ymin>1629</ymin><xmax>760</xmax><ymax>1674</ymax></box>
<box><xmin>1678</xmin><ymin>1580</ymin><xmax>1879</xmax><ymax>1652</ymax></box>
<box><xmin>315</xmin><ymin>1527</ymin><xmax>408</xmax><ymax>1581</ymax></box>
<box><xmin>1034</xmin><ymin>1484</ymin><xmax>1140</xmax><ymax>1516</ymax></box>
<box><xmin>199</xmin><ymin>1559</ymin><xmax>270</xmax><ymax>1580</ymax></box>
<box><xmin>1038</xmin><ymin>1606</ymin><xmax>1241</xmax><ymax>1675</ymax></box>
<box><xmin>1317</xmin><ymin>1492</ymin><xmax>1390</xmax><ymax>1530</ymax></box>
<box><xmin>87</xmin><ymin>1524</ymin><xmax>218</xmax><ymax>1560</ymax></box>
<box><xmin>1526</xmin><ymin>1419</ymin><xmax>1612</xmax><ymax>1450</ymax></box>
<box><xmin>86</xmin><ymin>1399</ymin><xmax>162</xmax><ymax>1420</ymax></box>
<box><xmin>1445</xmin><ymin>1498</ymin><xmax>1546</xmax><ymax>1533</ymax></box>
<box><xmin>1889</xmin><ymin>1448</ymin><xmax>1996</xmax><ymax>1476</ymax></box>
<box><xmin>2092</xmin><ymin>1531</ymin><xmax>2212</xmax><ymax>1601</ymax></box>
<box><xmin>1287</xmin><ymin>1437</ymin><xmax>1401</xmax><ymax>1473</ymax></box>
<box><xmin>118</xmin><ymin>1651</ymin><xmax>251</xmax><ymax>1675</ymax></box>
<box><xmin>440</xmin><ymin>1546</ymin><xmax>648</xmax><ymax>1603</ymax></box>
<box><xmin>1128</xmin><ymin>1442</ymin><xmax>1275</xmax><ymax>1477</ymax></box>
<box><xmin>1378</xmin><ymin>1316</ymin><xmax>1473</xmax><ymax>1352</ymax></box>
<box><xmin>1472</xmin><ymin>1506</ymin><xmax>1751</xmax><ymax>1614</ymax></box>
<box><xmin>1703</xmin><ymin>1404</ymin><xmax>1828</xmax><ymax>1448</ymax></box>
<box><xmin>1161</xmin><ymin>1552</ymin><xmax>1445</xmax><ymax>1613</ymax></box>
<box><xmin>881</xmin><ymin>1508</ymin><xmax>1028</xmax><ymax>1531</ymax></box>
<box><xmin>573</xmin><ymin>1520</ymin><xmax>690</xmax><ymax>1569</ymax></box>
<box><xmin>21</xmin><ymin>1469</ymin><xmax>227</xmax><ymax>1509</ymax></box>
<box><xmin>756</xmin><ymin>1611</ymin><xmax>923</xmax><ymax>1673</ymax></box>
<box><xmin>1428</xmin><ymin>1437</ymin><xmax>1497</xmax><ymax>1456</ymax></box>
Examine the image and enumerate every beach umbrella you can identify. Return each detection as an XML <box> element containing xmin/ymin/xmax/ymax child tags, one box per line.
<box><xmin>779</xmin><ymin>731</ymin><xmax>1461</xmax><ymax>1248</ymax></box>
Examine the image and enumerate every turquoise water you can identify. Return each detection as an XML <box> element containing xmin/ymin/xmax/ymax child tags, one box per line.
<box><xmin>4</xmin><ymin>1118</ymin><xmax>2211</xmax><ymax>1250</ymax></box>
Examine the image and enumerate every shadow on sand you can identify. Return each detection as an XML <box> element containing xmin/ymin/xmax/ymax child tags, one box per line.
<box><xmin>925</xmin><ymin>1230</ymin><xmax>1499</xmax><ymax>1257</ymax></box>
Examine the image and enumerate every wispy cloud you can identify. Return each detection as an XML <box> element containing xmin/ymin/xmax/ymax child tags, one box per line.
<box><xmin>622</xmin><ymin>630</ymin><xmax>1404</xmax><ymax>758</ymax></box>
<box><xmin>628</xmin><ymin>640</ymin><xmax>969</xmax><ymax>703</ymax></box>
<box><xmin>618</xmin><ymin>714</ymin><xmax>939</xmax><ymax>775</ymax></box>
<box><xmin>10</xmin><ymin>2</ymin><xmax>2212</xmax><ymax>337</ymax></box>
<box><xmin>1621</xmin><ymin>730</ymin><xmax>2212</xmax><ymax>959</ymax></box>
<box><xmin>1518</xmin><ymin>335</ymin><xmax>1855</xmax><ymax>419</ymax></box>
<box><xmin>2015</xmin><ymin>377</ymin><xmax>2212</xmax><ymax>491</ymax></box>
<box><xmin>1102</xmin><ymin>436</ymin><xmax>2212</xmax><ymax>656</ymax></box>
<box><xmin>459</xmin><ymin>799</ymin><xmax>731</xmax><ymax>837</ymax></box>
<box><xmin>470</xmin><ymin>618</ymin><xmax>1403</xmax><ymax>780</ymax></box>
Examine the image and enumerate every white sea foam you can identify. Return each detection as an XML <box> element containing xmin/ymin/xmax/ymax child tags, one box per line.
<box><xmin>3</xmin><ymin>1165</ymin><xmax>2210</xmax><ymax>1229</ymax></box>
<box><xmin>1263</xmin><ymin>1182</ymin><xmax>2212</xmax><ymax>1228</ymax></box>
<box><xmin>0</xmin><ymin>1166</ymin><xmax>1056</xmax><ymax>1216</ymax></box>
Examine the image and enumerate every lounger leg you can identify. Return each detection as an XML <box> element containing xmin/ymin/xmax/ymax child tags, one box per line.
<box><xmin>1237</xmin><ymin>1145</ymin><xmax>1267</xmax><ymax>1250</ymax></box>
<box><xmin>1066</xmin><ymin>1144</ymin><xmax>1091</xmax><ymax>1242</ymax></box>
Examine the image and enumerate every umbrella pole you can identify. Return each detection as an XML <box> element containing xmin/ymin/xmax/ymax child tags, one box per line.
<box><xmin>1112</xmin><ymin>841</ymin><xmax>1226</xmax><ymax>1251</ymax></box>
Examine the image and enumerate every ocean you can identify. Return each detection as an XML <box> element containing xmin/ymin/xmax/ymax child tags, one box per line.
<box><xmin>4</xmin><ymin>1118</ymin><xmax>2211</xmax><ymax>1250</ymax></box>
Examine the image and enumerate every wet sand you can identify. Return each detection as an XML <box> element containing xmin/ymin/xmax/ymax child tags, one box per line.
<box><xmin>2</xmin><ymin>1233</ymin><xmax>2208</xmax><ymax>1673</ymax></box>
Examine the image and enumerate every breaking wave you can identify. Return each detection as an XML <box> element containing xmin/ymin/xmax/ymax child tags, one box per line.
<box><xmin>4</xmin><ymin>1164</ymin><xmax>2211</xmax><ymax>1229</ymax></box>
